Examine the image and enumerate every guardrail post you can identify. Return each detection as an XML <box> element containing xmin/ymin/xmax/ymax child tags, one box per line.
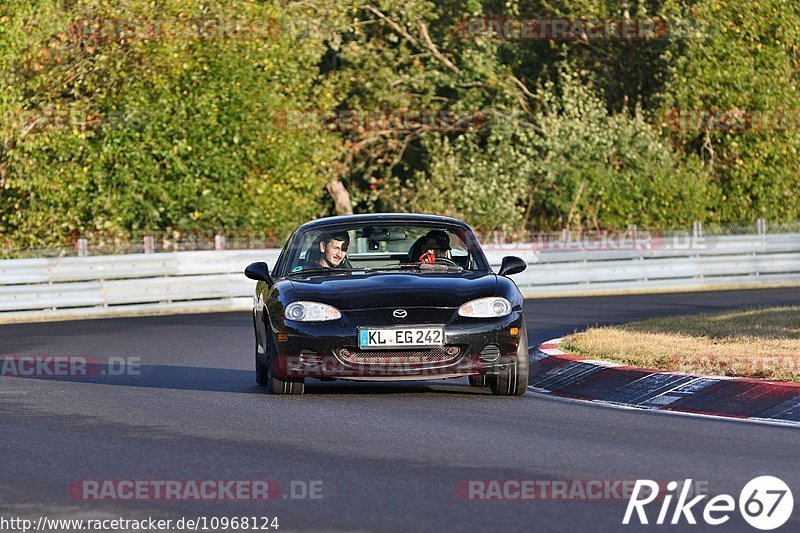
<box><xmin>691</xmin><ymin>222</ymin><xmax>705</xmax><ymax>277</ymax></box>
<box><xmin>692</xmin><ymin>221</ymin><xmax>703</xmax><ymax>238</ymax></box>
<box><xmin>628</xmin><ymin>224</ymin><xmax>638</xmax><ymax>250</ymax></box>
<box><xmin>560</xmin><ymin>229</ymin><xmax>570</xmax><ymax>249</ymax></box>
<box><xmin>757</xmin><ymin>218</ymin><xmax>766</xmax><ymax>235</ymax></box>
<box><xmin>77</xmin><ymin>238</ymin><xmax>88</xmax><ymax>257</ymax></box>
<box><xmin>215</xmin><ymin>234</ymin><xmax>226</xmax><ymax>251</ymax></box>
<box><xmin>143</xmin><ymin>235</ymin><xmax>154</xmax><ymax>254</ymax></box>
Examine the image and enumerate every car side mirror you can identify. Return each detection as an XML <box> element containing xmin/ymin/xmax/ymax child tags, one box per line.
<box><xmin>498</xmin><ymin>256</ymin><xmax>527</xmax><ymax>276</ymax></box>
<box><xmin>245</xmin><ymin>262</ymin><xmax>272</xmax><ymax>284</ymax></box>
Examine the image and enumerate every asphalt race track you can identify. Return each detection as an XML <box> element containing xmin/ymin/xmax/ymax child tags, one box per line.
<box><xmin>1</xmin><ymin>287</ymin><xmax>799</xmax><ymax>532</ymax></box>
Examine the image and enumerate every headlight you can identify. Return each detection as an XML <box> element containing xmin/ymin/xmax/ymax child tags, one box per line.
<box><xmin>458</xmin><ymin>297</ymin><xmax>512</xmax><ymax>318</ymax></box>
<box><xmin>284</xmin><ymin>301</ymin><xmax>341</xmax><ymax>322</ymax></box>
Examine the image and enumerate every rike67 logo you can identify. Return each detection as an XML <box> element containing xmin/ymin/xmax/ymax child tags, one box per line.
<box><xmin>623</xmin><ymin>476</ymin><xmax>794</xmax><ymax>530</ymax></box>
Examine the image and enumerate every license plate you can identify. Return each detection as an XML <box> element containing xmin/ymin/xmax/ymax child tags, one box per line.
<box><xmin>358</xmin><ymin>326</ymin><xmax>444</xmax><ymax>349</ymax></box>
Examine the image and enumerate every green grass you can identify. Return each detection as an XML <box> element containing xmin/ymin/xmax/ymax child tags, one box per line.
<box><xmin>561</xmin><ymin>306</ymin><xmax>800</xmax><ymax>382</ymax></box>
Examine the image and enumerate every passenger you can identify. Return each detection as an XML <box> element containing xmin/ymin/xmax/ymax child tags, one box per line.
<box><xmin>412</xmin><ymin>230</ymin><xmax>452</xmax><ymax>263</ymax></box>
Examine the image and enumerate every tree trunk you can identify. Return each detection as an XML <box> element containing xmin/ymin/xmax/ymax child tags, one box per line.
<box><xmin>327</xmin><ymin>178</ymin><xmax>353</xmax><ymax>215</ymax></box>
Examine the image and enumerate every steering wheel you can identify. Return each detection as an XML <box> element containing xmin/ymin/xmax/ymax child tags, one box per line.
<box><xmin>433</xmin><ymin>256</ymin><xmax>460</xmax><ymax>267</ymax></box>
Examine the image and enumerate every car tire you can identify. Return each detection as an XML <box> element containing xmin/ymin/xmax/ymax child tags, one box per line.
<box><xmin>468</xmin><ymin>375</ymin><xmax>488</xmax><ymax>387</ymax></box>
<box><xmin>488</xmin><ymin>323</ymin><xmax>528</xmax><ymax>396</ymax></box>
<box><xmin>254</xmin><ymin>315</ymin><xmax>269</xmax><ymax>386</ymax></box>
<box><xmin>256</xmin><ymin>353</ymin><xmax>269</xmax><ymax>386</ymax></box>
<box><xmin>267</xmin><ymin>358</ymin><xmax>305</xmax><ymax>394</ymax></box>
<box><xmin>264</xmin><ymin>335</ymin><xmax>305</xmax><ymax>395</ymax></box>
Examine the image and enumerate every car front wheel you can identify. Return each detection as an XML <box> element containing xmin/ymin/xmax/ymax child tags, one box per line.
<box><xmin>488</xmin><ymin>323</ymin><xmax>528</xmax><ymax>396</ymax></box>
<box><xmin>255</xmin><ymin>353</ymin><xmax>269</xmax><ymax>386</ymax></box>
<box><xmin>254</xmin><ymin>314</ymin><xmax>269</xmax><ymax>386</ymax></box>
<box><xmin>263</xmin><ymin>335</ymin><xmax>305</xmax><ymax>395</ymax></box>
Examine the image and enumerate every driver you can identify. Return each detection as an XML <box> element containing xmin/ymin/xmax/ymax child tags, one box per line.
<box><xmin>417</xmin><ymin>230</ymin><xmax>451</xmax><ymax>263</ymax></box>
<box><xmin>313</xmin><ymin>231</ymin><xmax>350</xmax><ymax>268</ymax></box>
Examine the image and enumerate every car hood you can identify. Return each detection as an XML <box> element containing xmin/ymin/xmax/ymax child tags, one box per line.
<box><xmin>288</xmin><ymin>271</ymin><xmax>497</xmax><ymax>310</ymax></box>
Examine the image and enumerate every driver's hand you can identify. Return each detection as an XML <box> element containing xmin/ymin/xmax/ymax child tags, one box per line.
<box><xmin>420</xmin><ymin>251</ymin><xmax>436</xmax><ymax>264</ymax></box>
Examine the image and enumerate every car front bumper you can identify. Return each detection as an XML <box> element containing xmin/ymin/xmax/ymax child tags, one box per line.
<box><xmin>268</xmin><ymin>311</ymin><xmax>525</xmax><ymax>380</ymax></box>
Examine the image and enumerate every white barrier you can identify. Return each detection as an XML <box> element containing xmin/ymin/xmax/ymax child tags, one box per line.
<box><xmin>482</xmin><ymin>232</ymin><xmax>800</xmax><ymax>294</ymax></box>
<box><xmin>1</xmin><ymin>233</ymin><xmax>799</xmax><ymax>321</ymax></box>
<box><xmin>0</xmin><ymin>250</ymin><xmax>279</xmax><ymax>321</ymax></box>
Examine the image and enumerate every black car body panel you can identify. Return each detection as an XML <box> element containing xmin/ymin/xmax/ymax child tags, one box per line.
<box><xmin>287</xmin><ymin>271</ymin><xmax>498</xmax><ymax>310</ymax></box>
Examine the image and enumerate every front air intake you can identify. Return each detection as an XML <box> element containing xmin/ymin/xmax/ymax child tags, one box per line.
<box><xmin>299</xmin><ymin>350</ymin><xmax>323</xmax><ymax>365</ymax></box>
<box><xmin>479</xmin><ymin>344</ymin><xmax>501</xmax><ymax>362</ymax></box>
<box><xmin>335</xmin><ymin>347</ymin><xmax>461</xmax><ymax>365</ymax></box>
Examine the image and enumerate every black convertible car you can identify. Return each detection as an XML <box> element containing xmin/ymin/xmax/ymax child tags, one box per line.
<box><xmin>245</xmin><ymin>213</ymin><xmax>529</xmax><ymax>395</ymax></box>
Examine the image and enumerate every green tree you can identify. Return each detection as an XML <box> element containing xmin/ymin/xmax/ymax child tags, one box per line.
<box><xmin>1</xmin><ymin>0</ymin><xmax>339</xmax><ymax>247</ymax></box>
<box><xmin>659</xmin><ymin>0</ymin><xmax>800</xmax><ymax>221</ymax></box>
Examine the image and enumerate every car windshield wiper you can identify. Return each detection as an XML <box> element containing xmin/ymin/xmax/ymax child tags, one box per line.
<box><xmin>361</xmin><ymin>264</ymin><xmax>421</xmax><ymax>271</ymax></box>
<box><xmin>287</xmin><ymin>268</ymin><xmax>352</xmax><ymax>277</ymax></box>
<box><xmin>361</xmin><ymin>263</ymin><xmax>463</xmax><ymax>273</ymax></box>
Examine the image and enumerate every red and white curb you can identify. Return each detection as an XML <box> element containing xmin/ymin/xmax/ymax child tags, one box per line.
<box><xmin>529</xmin><ymin>338</ymin><xmax>800</xmax><ymax>426</ymax></box>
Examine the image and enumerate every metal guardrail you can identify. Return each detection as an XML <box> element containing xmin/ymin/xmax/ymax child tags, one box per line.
<box><xmin>0</xmin><ymin>250</ymin><xmax>279</xmax><ymax>321</ymax></box>
<box><xmin>487</xmin><ymin>232</ymin><xmax>800</xmax><ymax>295</ymax></box>
<box><xmin>1</xmin><ymin>233</ymin><xmax>799</xmax><ymax>321</ymax></box>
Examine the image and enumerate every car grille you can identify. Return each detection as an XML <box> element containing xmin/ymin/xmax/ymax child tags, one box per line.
<box><xmin>335</xmin><ymin>346</ymin><xmax>461</xmax><ymax>366</ymax></box>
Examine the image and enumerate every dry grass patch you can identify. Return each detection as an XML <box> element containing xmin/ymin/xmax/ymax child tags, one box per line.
<box><xmin>561</xmin><ymin>306</ymin><xmax>800</xmax><ymax>382</ymax></box>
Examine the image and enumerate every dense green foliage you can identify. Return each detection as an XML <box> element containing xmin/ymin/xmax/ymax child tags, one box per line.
<box><xmin>1</xmin><ymin>0</ymin><xmax>797</xmax><ymax>247</ymax></box>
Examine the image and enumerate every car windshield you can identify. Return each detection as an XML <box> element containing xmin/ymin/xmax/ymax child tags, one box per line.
<box><xmin>283</xmin><ymin>223</ymin><xmax>488</xmax><ymax>276</ymax></box>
